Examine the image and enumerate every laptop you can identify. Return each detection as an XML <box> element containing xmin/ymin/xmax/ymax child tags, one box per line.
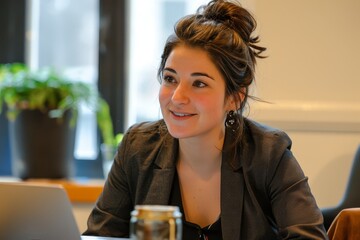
<box><xmin>0</xmin><ymin>182</ymin><xmax>82</xmax><ymax>240</ymax></box>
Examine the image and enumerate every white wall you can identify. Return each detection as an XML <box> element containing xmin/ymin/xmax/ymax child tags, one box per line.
<box><xmin>245</xmin><ymin>0</ymin><xmax>360</xmax><ymax>208</ymax></box>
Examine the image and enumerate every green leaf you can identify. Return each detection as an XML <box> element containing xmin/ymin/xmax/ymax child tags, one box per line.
<box><xmin>115</xmin><ymin>133</ymin><xmax>124</xmax><ymax>145</ymax></box>
<box><xmin>96</xmin><ymin>98</ymin><xmax>115</xmax><ymax>146</ymax></box>
<box><xmin>0</xmin><ymin>63</ymin><xmax>119</xmax><ymax>146</ymax></box>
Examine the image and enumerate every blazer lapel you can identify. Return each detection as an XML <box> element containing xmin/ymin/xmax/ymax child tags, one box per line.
<box><xmin>143</xmin><ymin>168</ymin><xmax>175</xmax><ymax>204</ymax></box>
<box><xmin>142</xmin><ymin>133</ymin><xmax>178</xmax><ymax>205</ymax></box>
<box><xmin>221</xmin><ymin>129</ymin><xmax>244</xmax><ymax>240</ymax></box>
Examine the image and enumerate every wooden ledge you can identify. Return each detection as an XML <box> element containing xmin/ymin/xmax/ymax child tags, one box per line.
<box><xmin>25</xmin><ymin>178</ymin><xmax>105</xmax><ymax>203</ymax></box>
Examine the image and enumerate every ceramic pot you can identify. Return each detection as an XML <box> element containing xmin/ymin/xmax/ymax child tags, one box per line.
<box><xmin>9</xmin><ymin>109</ymin><xmax>76</xmax><ymax>179</ymax></box>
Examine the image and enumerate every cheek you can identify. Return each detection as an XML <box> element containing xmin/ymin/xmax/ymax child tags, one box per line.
<box><xmin>158</xmin><ymin>86</ymin><xmax>171</xmax><ymax>106</ymax></box>
<box><xmin>195</xmin><ymin>96</ymin><xmax>224</xmax><ymax>116</ymax></box>
<box><xmin>199</xmin><ymin>92</ymin><xmax>224</xmax><ymax>107</ymax></box>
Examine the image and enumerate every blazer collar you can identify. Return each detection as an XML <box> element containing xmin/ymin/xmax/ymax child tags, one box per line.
<box><xmin>221</xmin><ymin>128</ymin><xmax>244</xmax><ymax>239</ymax></box>
<box><xmin>153</xmin><ymin>126</ymin><xmax>242</xmax><ymax>170</ymax></box>
<box><xmin>142</xmin><ymin>132</ymin><xmax>178</xmax><ymax>205</ymax></box>
<box><xmin>154</xmin><ymin>131</ymin><xmax>179</xmax><ymax>169</ymax></box>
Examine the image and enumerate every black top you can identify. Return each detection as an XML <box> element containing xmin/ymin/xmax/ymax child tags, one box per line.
<box><xmin>169</xmin><ymin>171</ymin><xmax>222</xmax><ymax>240</ymax></box>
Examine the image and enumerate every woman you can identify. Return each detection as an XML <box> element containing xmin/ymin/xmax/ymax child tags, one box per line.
<box><xmin>84</xmin><ymin>0</ymin><xmax>328</xmax><ymax>239</ymax></box>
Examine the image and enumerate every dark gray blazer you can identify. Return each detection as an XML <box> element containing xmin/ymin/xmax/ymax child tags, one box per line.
<box><xmin>84</xmin><ymin>119</ymin><xmax>328</xmax><ymax>239</ymax></box>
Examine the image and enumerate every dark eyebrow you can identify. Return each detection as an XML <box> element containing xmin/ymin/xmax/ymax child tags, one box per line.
<box><xmin>163</xmin><ymin>68</ymin><xmax>176</xmax><ymax>74</ymax></box>
<box><xmin>163</xmin><ymin>68</ymin><xmax>215</xmax><ymax>80</ymax></box>
<box><xmin>191</xmin><ymin>72</ymin><xmax>215</xmax><ymax>80</ymax></box>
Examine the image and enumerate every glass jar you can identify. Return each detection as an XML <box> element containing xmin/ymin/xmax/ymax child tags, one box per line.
<box><xmin>130</xmin><ymin>205</ymin><xmax>182</xmax><ymax>240</ymax></box>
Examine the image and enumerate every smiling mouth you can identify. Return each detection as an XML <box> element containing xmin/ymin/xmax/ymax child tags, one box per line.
<box><xmin>170</xmin><ymin>110</ymin><xmax>195</xmax><ymax>117</ymax></box>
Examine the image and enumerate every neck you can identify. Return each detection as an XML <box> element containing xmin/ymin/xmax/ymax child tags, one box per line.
<box><xmin>178</xmin><ymin>133</ymin><xmax>224</xmax><ymax>173</ymax></box>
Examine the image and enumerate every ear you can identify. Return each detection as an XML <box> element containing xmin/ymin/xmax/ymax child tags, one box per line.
<box><xmin>226</xmin><ymin>90</ymin><xmax>245</xmax><ymax>111</ymax></box>
<box><xmin>239</xmin><ymin>87</ymin><xmax>246</xmax><ymax>102</ymax></box>
<box><xmin>225</xmin><ymin>94</ymin><xmax>236</xmax><ymax>111</ymax></box>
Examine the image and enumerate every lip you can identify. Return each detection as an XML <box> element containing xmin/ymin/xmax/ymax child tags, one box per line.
<box><xmin>169</xmin><ymin>110</ymin><xmax>195</xmax><ymax>120</ymax></box>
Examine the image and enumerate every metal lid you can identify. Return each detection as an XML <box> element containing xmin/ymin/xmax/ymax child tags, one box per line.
<box><xmin>132</xmin><ymin>205</ymin><xmax>182</xmax><ymax>220</ymax></box>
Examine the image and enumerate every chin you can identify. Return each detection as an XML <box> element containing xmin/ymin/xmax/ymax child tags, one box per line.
<box><xmin>167</xmin><ymin>128</ymin><xmax>188</xmax><ymax>139</ymax></box>
<box><xmin>165</xmin><ymin>124</ymin><xmax>191</xmax><ymax>139</ymax></box>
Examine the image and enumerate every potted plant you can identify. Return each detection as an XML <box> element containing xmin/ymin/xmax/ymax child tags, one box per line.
<box><xmin>0</xmin><ymin>63</ymin><xmax>116</xmax><ymax>179</ymax></box>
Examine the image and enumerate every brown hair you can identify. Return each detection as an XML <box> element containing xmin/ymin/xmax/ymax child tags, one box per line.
<box><xmin>158</xmin><ymin>0</ymin><xmax>266</xmax><ymax>139</ymax></box>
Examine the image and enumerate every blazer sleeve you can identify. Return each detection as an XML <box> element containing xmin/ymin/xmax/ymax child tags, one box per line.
<box><xmin>268</xmin><ymin>148</ymin><xmax>328</xmax><ymax>239</ymax></box>
<box><xmin>83</xmin><ymin>130</ymin><xmax>134</xmax><ymax>238</ymax></box>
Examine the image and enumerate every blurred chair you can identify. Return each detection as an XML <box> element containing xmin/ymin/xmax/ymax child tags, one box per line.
<box><xmin>321</xmin><ymin>145</ymin><xmax>360</xmax><ymax>230</ymax></box>
<box><xmin>327</xmin><ymin>208</ymin><xmax>360</xmax><ymax>240</ymax></box>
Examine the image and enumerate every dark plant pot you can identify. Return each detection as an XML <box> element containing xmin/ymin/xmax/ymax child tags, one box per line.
<box><xmin>9</xmin><ymin>109</ymin><xmax>76</xmax><ymax>179</ymax></box>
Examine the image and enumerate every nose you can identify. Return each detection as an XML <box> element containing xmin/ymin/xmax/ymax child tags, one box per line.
<box><xmin>171</xmin><ymin>82</ymin><xmax>189</xmax><ymax>104</ymax></box>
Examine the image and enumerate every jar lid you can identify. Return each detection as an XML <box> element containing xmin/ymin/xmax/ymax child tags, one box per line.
<box><xmin>132</xmin><ymin>205</ymin><xmax>182</xmax><ymax>220</ymax></box>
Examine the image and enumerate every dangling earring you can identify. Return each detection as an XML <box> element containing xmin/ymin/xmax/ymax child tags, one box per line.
<box><xmin>225</xmin><ymin>110</ymin><xmax>239</xmax><ymax>132</ymax></box>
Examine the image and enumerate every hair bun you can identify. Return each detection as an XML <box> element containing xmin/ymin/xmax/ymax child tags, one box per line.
<box><xmin>199</xmin><ymin>0</ymin><xmax>265</xmax><ymax>58</ymax></box>
<box><xmin>200</xmin><ymin>1</ymin><xmax>236</xmax><ymax>30</ymax></box>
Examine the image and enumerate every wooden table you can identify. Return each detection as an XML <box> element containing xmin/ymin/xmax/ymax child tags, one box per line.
<box><xmin>25</xmin><ymin>178</ymin><xmax>105</xmax><ymax>203</ymax></box>
<box><xmin>0</xmin><ymin>177</ymin><xmax>104</xmax><ymax>203</ymax></box>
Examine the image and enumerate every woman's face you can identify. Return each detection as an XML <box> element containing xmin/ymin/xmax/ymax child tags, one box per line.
<box><xmin>159</xmin><ymin>44</ymin><xmax>233</xmax><ymax>140</ymax></box>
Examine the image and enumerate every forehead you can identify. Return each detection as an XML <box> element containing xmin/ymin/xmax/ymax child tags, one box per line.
<box><xmin>165</xmin><ymin>44</ymin><xmax>220</xmax><ymax>74</ymax></box>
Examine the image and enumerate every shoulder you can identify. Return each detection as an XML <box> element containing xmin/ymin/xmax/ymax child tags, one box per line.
<box><xmin>239</xmin><ymin>118</ymin><xmax>304</xmax><ymax>198</ymax></box>
<box><xmin>240</xmin><ymin>118</ymin><xmax>306</xmax><ymax>193</ymax></box>
<box><xmin>243</xmin><ymin>118</ymin><xmax>292</xmax><ymax>153</ymax></box>
<box><xmin>117</xmin><ymin>119</ymin><xmax>173</xmax><ymax>166</ymax></box>
<box><xmin>244</xmin><ymin>118</ymin><xmax>291</xmax><ymax>142</ymax></box>
<box><xmin>124</xmin><ymin>119</ymin><xmax>169</xmax><ymax>143</ymax></box>
<box><xmin>239</xmin><ymin>118</ymin><xmax>295</xmax><ymax>175</ymax></box>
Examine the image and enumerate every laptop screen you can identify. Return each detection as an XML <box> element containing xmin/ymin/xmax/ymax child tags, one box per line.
<box><xmin>0</xmin><ymin>182</ymin><xmax>82</xmax><ymax>240</ymax></box>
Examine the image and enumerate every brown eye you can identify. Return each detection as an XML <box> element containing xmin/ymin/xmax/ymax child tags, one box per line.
<box><xmin>193</xmin><ymin>80</ymin><xmax>207</xmax><ymax>88</ymax></box>
<box><xmin>162</xmin><ymin>75</ymin><xmax>176</xmax><ymax>84</ymax></box>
